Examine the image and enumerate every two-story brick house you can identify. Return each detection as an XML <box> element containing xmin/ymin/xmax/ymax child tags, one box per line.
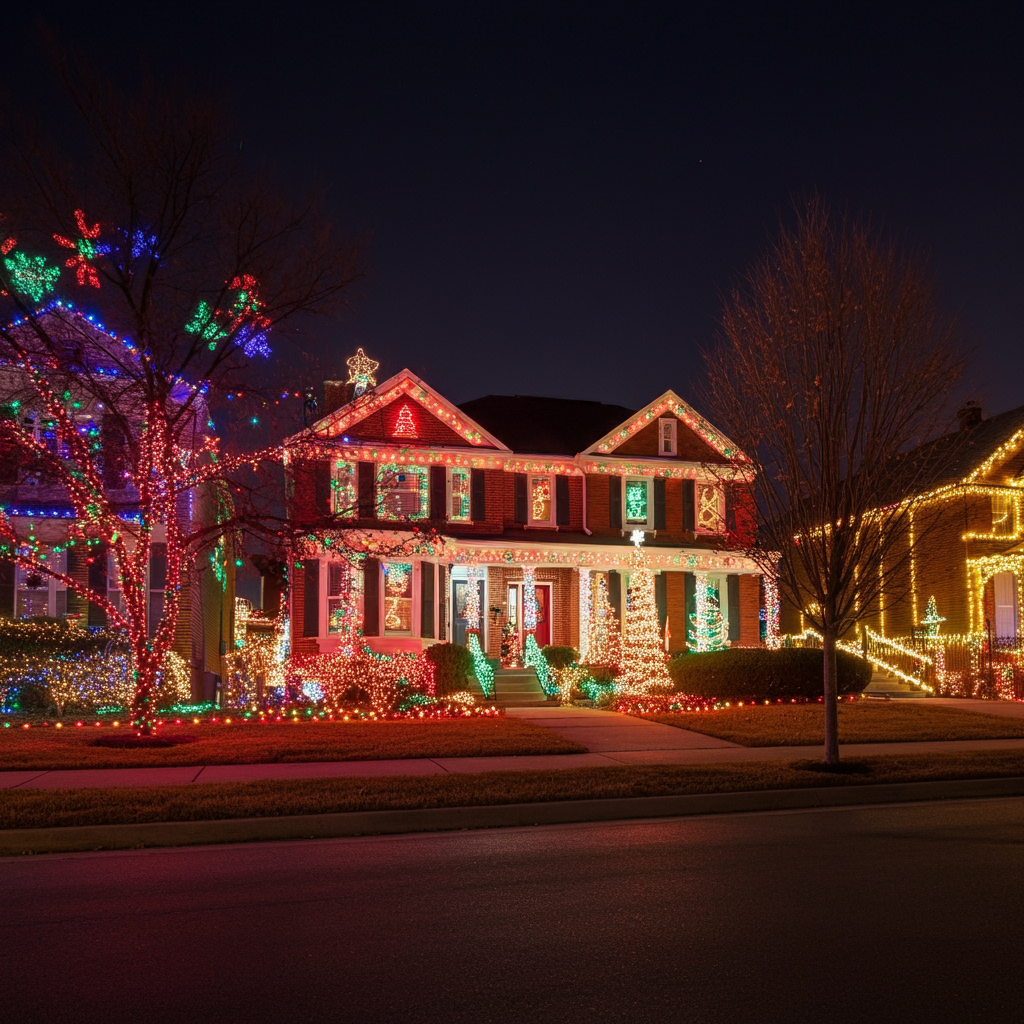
<box><xmin>285</xmin><ymin>361</ymin><xmax>768</xmax><ymax>668</ymax></box>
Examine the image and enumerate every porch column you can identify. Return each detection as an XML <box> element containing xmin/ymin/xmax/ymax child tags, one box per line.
<box><xmin>577</xmin><ymin>567</ymin><xmax>591</xmax><ymax>663</ymax></box>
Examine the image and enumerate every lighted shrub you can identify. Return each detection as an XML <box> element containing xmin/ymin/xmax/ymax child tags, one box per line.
<box><xmin>667</xmin><ymin>647</ymin><xmax>872</xmax><ymax>700</ymax></box>
<box><xmin>541</xmin><ymin>645</ymin><xmax>579</xmax><ymax>670</ymax></box>
<box><xmin>424</xmin><ymin>642</ymin><xmax>474</xmax><ymax>696</ymax></box>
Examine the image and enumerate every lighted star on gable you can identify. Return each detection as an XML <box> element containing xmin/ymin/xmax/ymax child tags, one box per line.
<box><xmin>346</xmin><ymin>347</ymin><xmax>380</xmax><ymax>396</ymax></box>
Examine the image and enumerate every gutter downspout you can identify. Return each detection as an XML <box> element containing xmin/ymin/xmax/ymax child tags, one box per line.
<box><xmin>581</xmin><ymin>464</ymin><xmax>592</xmax><ymax>535</ymax></box>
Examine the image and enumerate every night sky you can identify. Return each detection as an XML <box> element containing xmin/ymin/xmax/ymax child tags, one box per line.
<box><xmin>7</xmin><ymin>2</ymin><xmax>1023</xmax><ymax>419</ymax></box>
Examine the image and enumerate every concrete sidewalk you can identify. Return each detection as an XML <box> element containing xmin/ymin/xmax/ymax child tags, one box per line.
<box><xmin>3</xmin><ymin>700</ymin><xmax>1022</xmax><ymax>792</ymax></box>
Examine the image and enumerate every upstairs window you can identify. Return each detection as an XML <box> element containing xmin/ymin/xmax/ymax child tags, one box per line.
<box><xmin>659</xmin><ymin>417</ymin><xmax>677</xmax><ymax>456</ymax></box>
<box><xmin>331</xmin><ymin>460</ymin><xmax>357</xmax><ymax>518</ymax></box>
<box><xmin>529</xmin><ymin>475</ymin><xmax>554</xmax><ymax>526</ymax></box>
<box><xmin>625</xmin><ymin>477</ymin><xmax>651</xmax><ymax>527</ymax></box>
<box><xmin>696</xmin><ymin>483</ymin><xmax>725</xmax><ymax>534</ymax></box>
<box><xmin>379</xmin><ymin>464</ymin><xmax>429</xmax><ymax>520</ymax></box>
<box><xmin>991</xmin><ymin>494</ymin><xmax>1015</xmax><ymax>537</ymax></box>
<box><xmin>449</xmin><ymin>468</ymin><xmax>471</xmax><ymax>521</ymax></box>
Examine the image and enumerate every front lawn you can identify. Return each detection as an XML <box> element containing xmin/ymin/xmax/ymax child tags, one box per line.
<box><xmin>632</xmin><ymin>701</ymin><xmax>1024</xmax><ymax>746</ymax></box>
<box><xmin>0</xmin><ymin>749</ymin><xmax>1020</xmax><ymax>833</ymax></box>
<box><xmin>0</xmin><ymin>717</ymin><xmax>585</xmax><ymax>771</ymax></box>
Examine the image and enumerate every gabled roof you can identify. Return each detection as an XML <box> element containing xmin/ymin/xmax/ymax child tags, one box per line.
<box><xmin>457</xmin><ymin>395</ymin><xmax>636</xmax><ymax>455</ymax></box>
<box><xmin>882</xmin><ymin>403</ymin><xmax>1024</xmax><ymax>501</ymax></box>
<box><xmin>306</xmin><ymin>369</ymin><xmax>510</xmax><ymax>450</ymax></box>
<box><xmin>582</xmin><ymin>390</ymin><xmax>748</xmax><ymax>462</ymax></box>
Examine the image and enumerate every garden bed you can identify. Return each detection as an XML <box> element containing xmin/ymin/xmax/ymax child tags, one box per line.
<box><xmin>630</xmin><ymin>701</ymin><xmax>1024</xmax><ymax>746</ymax></box>
<box><xmin>0</xmin><ymin>716</ymin><xmax>585</xmax><ymax>770</ymax></box>
<box><xmin>0</xmin><ymin>749</ymin><xmax>1020</xmax><ymax>832</ymax></box>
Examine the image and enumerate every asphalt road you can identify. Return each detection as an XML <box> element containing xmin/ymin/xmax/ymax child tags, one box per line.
<box><xmin>2</xmin><ymin>797</ymin><xmax>1021</xmax><ymax>1024</ymax></box>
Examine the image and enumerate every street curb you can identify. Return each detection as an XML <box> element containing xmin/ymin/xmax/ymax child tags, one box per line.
<box><xmin>3</xmin><ymin>775</ymin><xmax>1023</xmax><ymax>856</ymax></box>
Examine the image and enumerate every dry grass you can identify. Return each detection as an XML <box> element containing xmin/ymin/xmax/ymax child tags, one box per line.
<box><xmin>638</xmin><ymin>701</ymin><xmax>1024</xmax><ymax>746</ymax></box>
<box><xmin>0</xmin><ymin>717</ymin><xmax>585</xmax><ymax>770</ymax></box>
<box><xmin>0</xmin><ymin>749</ymin><xmax>1020</xmax><ymax>831</ymax></box>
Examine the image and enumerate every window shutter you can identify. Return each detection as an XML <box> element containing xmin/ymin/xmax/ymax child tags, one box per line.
<box><xmin>302</xmin><ymin>559</ymin><xmax>319</xmax><ymax>637</ymax></box>
<box><xmin>609</xmin><ymin>477</ymin><xmax>622</xmax><ymax>529</ymax></box>
<box><xmin>727</xmin><ymin>575</ymin><xmax>741</xmax><ymax>641</ymax></box>
<box><xmin>470</xmin><ymin>469</ymin><xmax>486</xmax><ymax>522</ymax></box>
<box><xmin>358</xmin><ymin>461</ymin><xmax>376</xmax><ymax>518</ymax></box>
<box><xmin>725</xmin><ymin>484</ymin><xmax>735</xmax><ymax>535</ymax></box>
<box><xmin>437</xmin><ymin>564</ymin><xmax>447</xmax><ymax>640</ymax></box>
<box><xmin>514</xmin><ymin>473</ymin><xmax>528</xmax><ymax>524</ymax></box>
<box><xmin>101</xmin><ymin>414</ymin><xmax>127</xmax><ymax>490</ymax></box>
<box><xmin>653</xmin><ymin>477</ymin><xmax>666</xmax><ymax>531</ymax></box>
<box><xmin>608</xmin><ymin>570</ymin><xmax>621</xmax><ymax>621</ymax></box>
<box><xmin>150</xmin><ymin>543</ymin><xmax>167</xmax><ymax>590</ymax></box>
<box><xmin>314</xmin><ymin>461</ymin><xmax>332</xmax><ymax>516</ymax></box>
<box><xmin>655</xmin><ymin>571</ymin><xmax>667</xmax><ymax>632</ymax></box>
<box><xmin>362</xmin><ymin>558</ymin><xmax>380</xmax><ymax>636</ymax></box>
<box><xmin>684</xmin><ymin>572</ymin><xmax>696</xmax><ymax>648</ymax></box>
<box><xmin>682</xmin><ymin>480</ymin><xmax>696</xmax><ymax>533</ymax></box>
<box><xmin>88</xmin><ymin>544</ymin><xmax>108</xmax><ymax>628</ymax></box>
<box><xmin>555</xmin><ymin>475</ymin><xmax>570</xmax><ymax>526</ymax></box>
<box><xmin>0</xmin><ymin>558</ymin><xmax>13</xmax><ymax>618</ymax></box>
<box><xmin>429</xmin><ymin>466</ymin><xmax>447</xmax><ymax>520</ymax></box>
<box><xmin>420</xmin><ymin>562</ymin><xmax>435</xmax><ymax>639</ymax></box>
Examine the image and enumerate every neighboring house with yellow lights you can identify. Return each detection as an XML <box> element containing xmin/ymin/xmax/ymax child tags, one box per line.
<box><xmin>283</xmin><ymin>355</ymin><xmax>769</xmax><ymax>664</ymax></box>
<box><xmin>844</xmin><ymin>402</ymin><xmax>1024</xmax><ymax>644</ymax></box>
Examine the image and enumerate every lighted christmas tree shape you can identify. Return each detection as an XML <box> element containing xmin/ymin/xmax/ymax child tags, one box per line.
<box><xmin>689</xmin><ymin>575</ymin><xmax>730</xmax><ymax>652</ymax></box>
<box><xmin>346</xmin><ymin>347</ymin><xmax>380</xmax><ymax>396</ymax></box>
<box><xmin>619</xmin><ymin>562</ymin><xmax>672</xmax><ymax>692</ymax></box>
<box><xmin>587</xmin><ymin>571</ymin><xmax>621</xmax><ymax>669</ymax></box>
<box><xmin>921</xmin><ymin>595</ymin><xmax>945</xmax><ymax>638</ymax></box>
<box><xmin>392</xmin><ymin>403</ymin><xmax>417</xmax><ymax>438</ymax></box>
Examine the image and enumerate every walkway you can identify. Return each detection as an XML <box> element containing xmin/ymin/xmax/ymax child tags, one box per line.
<box><xmin>2</xmin><ymin>705</ymin><xmax>1022</xmax><ymax>791</ymax></box>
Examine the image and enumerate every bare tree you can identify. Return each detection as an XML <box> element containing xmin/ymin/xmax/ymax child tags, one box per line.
<box><xmin>0</xmin><ymin>56</ymin><xmax>364</xmax><ymax>732</ymax></box>
<box><xmin>702</xmin><ymin>197</ymin><xmax>966</xmax><ymax>763</ymax></box>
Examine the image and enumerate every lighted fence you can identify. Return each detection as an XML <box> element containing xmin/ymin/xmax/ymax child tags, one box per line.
<box><xmin>786</xmin><ymin>629</ymin><xmax>1023</xmax><ymax>701</ymax></box>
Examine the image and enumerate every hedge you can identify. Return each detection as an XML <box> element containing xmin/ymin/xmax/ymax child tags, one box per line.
<box><xmin>667</xmin><ymin>647</ymin><xmax>872</xmax><ymax>700</ymax></box>
<box><xmin>424</xmin><ymin>642</ymin><xmax>474</xmax><ymax>696</ymax></box>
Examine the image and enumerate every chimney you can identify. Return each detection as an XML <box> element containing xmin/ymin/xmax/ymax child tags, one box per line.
<box><xmin>323</xmin><ymin>380</ymin><xmax>355</xmax><ymax>418</ymax></box>
<box><xmin>956</xmin><ymin>401</ymin><xmax>983</xmax><ymax>432</ymax></box>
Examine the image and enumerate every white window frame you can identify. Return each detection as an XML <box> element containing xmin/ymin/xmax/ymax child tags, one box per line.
<box><xmin>447</xmin><ymin>467</ymin><xmax>472</xmax><ymax>522</ymax></box>
<box><xmin>378</xmin><ymin>464</ymin><xmax>429</xmax><ymax>521</ymax></box>
<box><xmin>695</xmin><ymin>482</ymin><xmax>726</xmax><ymax>535</ymax></box>
<box><xmin>658</xmin><ymin>417</ymin><xmax>677</xmax><ymax>456</ymax></box>
<box><xmin>382</xmin><ymin>560</ymin><xmax>417</xmax><ymax>636</ymax></box>
<box><xmin>528</xmin><ymin>473</ymin><xmax>556</xmax><ymax>527</ymax></box>
<box><xmin>623</xmin><ymin>476</ymin><xmax>653</xmax><ymax>529</ymax></box>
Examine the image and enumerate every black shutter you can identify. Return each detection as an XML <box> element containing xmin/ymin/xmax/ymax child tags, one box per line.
<box><xmin>684</xmin><ymin>572</ymin><xmax>696</xmax><ymax>648</ymax></box>
<box><xmin>314</xmin><ymin>461</ymin><xmax>332</xmax><ymax>516</ymax></box>
<box><xmin>727</xmin><ymin>575</ymin><xmax>741</xmax><ymax>641</ymax></box>
<box><xmin>0</xmin><ymin>558</ymin><xmax>13</xmax><ymax>618</ymax></box>
<box><xmin>470</xmin><ymin>469</ymin><xmax>486</xmax><ymax>522</ymax></box>
<box><xmin>555</xmin><ymin>475</ymin><xmax>570</xmax><ymax>526</ymax></box>
<box><xmin>429</xmin><ymin>466</ymin><xmax>447</xmax><ymax>520</ymax></box>
<box><xmin>514</xmin><ymin>473</ymin><xmax>528</xmax><ymax>524</ymax></box>
<box><xmin>609</xmin><ymin>477</ymin><xmax>622</xmax><ymax>529</ymax></box>
<box><xmin>653</xmin><ymin>477</ymin><xmax>666</xmax><ymax>531</ymax></box>
<box><xmin>302</xmin><ymin>559</ymin><xmax>319</xmax><ymax>637</ymax></box>
<box><xmin>437</xmin><ymin>564</ymin><xmax>447</xmax><ymax>640</ymax></box>
<box><xmin>88</xmin><ymin>544</ymin><xmax>108</xmax><ymax>628</ymax></box>
<box><xmin>655</xmin><ymin>571</ymin><xmax>667</xmax><ymax>632</ymax></box>
<box><xmin>358</xmin><ymin>461</ymin><xmax>376</xmax><ymax>518</ymax></box>
<box><xmin>682</xmin><ymin>480</ymin><xmax>696</xmax><ymax>532</ymax></box>
<box><xmin>149</xmin><ymin>543</ymin><xmax>167</xmax><ymax>591</ymax></box>
<box><xmin>363</xmin><ymin>558</ymin><xmax>380</xmax><ymax>636</ymax></box>
<box><xmin>608</xmin><ymin>570</ymin><xmax>621</xmax><ymax>622</ymax></box>
<box><xmin>725</xmin><ymin>484</ymin><xmax>735</xmax><ymax>535</ymax></box>
<box><xmin>421</xmin><ymin>562</ymin><xmax>435</xmax><ymax>638</ymax></box>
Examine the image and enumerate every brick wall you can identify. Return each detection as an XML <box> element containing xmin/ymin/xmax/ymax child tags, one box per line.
<box><xmin>484</xmin><ymin>566</ymin><xmax>576</xmax><ymax>657</ymax></box>
<box><xmin>347</xmin><ymin>397</ymin><xmax>487</xmax><ymax>447</ymax></box>
<box><xmin>664</xmin><ymin>570</ymin><xmax>687</xmax><ymax>654</ymax></box>
<box><xmin>613</xmin><ymin>416</ymin><xmax>724</xmax><ymax>463</ymax></box>
<box><xmin>289</xmin><ymin>563</ymin><xmax>319</xmax><ymax>655</ymax></box>
<box><xmin>586</xmin><ymin>474</ymin><xmax>614</xmax><ymax>536</ymax></box>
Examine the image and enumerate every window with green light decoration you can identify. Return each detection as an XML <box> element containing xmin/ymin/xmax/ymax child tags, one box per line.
<box><xmin>331</xmin><ymin>460</ymin><xmax>357</xmax><ymax>517</ymax></box>
<box><xmin>449</xmin><ymin>467</ymin><xmax>471</xmax><ymax>521</ymax></box>
<box><xmin>379</xmin><ymin>464</ymin><xmax>429</xmax><ymax>520</ymax></box>
<box><xmin>625</xmin><ymin>477</ymin><xmax>648</xmax><ymax>524</ymax></box>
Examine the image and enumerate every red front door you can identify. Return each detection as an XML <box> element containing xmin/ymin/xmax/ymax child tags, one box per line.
<box><xmin>534</xmin><ymin>584</ymin><xmax>552</xmax><ymax>647</ymax></box>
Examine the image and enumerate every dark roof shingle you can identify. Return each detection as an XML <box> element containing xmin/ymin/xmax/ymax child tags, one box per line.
<box><xmin>458</xmin><ymin>395</ymin><xmax>636</xmax><ymax>455</ymax></box>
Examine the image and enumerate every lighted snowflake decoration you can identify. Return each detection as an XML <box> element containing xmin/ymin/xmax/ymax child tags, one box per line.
<box><xmin>346</xmin><ymin>347</ymin><xmax>379</xmax><ymax>396</ymax></box>
<box><xmin>54</xmin><ymin>209</ymin><xmax>110</xmax><ymax>288</ymax></box>
<box><xmin>630</xmin><ymin>529</ymin><xmax>646</xmax><ymax>548</ymax></box>
<box><xmin>3</xmin><ymin>251</ymin><xmax>61</xmax><ymax>303</ymax></box>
